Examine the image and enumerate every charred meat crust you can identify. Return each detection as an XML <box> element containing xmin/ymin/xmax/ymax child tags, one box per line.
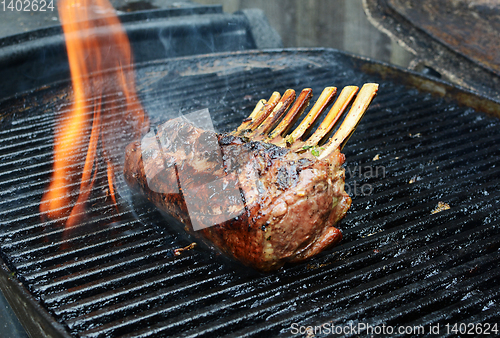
<box><xmin>124</xmin><ymin>119</ymin><xmax>351</xmax><ymax>271</ymax></box>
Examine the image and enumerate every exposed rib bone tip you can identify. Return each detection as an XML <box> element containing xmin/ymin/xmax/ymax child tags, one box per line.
<box><xmin>319</xmin><ymin>83</ymin><xmax>378</xmax><ymax>159</ymax></box>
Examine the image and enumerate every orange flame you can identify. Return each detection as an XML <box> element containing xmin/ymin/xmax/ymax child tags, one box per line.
<box><xmin>41</xmin><ymin>0</ymin><xmax>147</xmax><ymax>227</ymax></box>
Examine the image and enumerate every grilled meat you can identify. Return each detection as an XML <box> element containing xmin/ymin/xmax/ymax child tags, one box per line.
<box><xmin>124</xmin><ymin>84</ymin><xmax>378</xmax><ymax>271</ymax></box>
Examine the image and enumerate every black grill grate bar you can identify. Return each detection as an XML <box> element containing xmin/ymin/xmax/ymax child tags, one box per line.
<box><xmin>317</xmin><ymin>236</ymin><xmax>500</xmax><ymax>320</ymax></box>
<box><xmin>74</xmin><ymin>278</ymin><xmax>254</xmax><ymax>337</ymax></box>
<box><xmin>222</xmin><ymin>206</ymin><xmax>498</xmax><ymax>336</ymax></box>
<box><xmin>0</xmin><ymin>155</ymin><xmax>124</xmax><ymax>207</ymax></box>
<box><xmin>356</xmin><ymin>97</ymin><xmax>450</xmax><ymax>130</ymax></box>
<box><xmin>364</xmin><ymin>90</ymin><xmax>453</xmax><ymax>116</ymax></box>
<box><xmin>16</xmin><ymin>230</ymin><xmax>161</xmax><ymax>280</ymax></box>
<box><xmin>0</xmin><ymin>152</ymin><xmax>52</xmax><ymax>179</ymax></box>
<box><xmin>12</xmin><ymin>223</ymin><xmax>158</xmax><ymax>273</ymax></box>
<box><xmin>0</xmin><ymin>103</ymin><xmax>153</xmax><ymax>155</ymax></box>
<box><xmin>349</xmin><ymin>173</ymin><xmax>499</xmax><ymax>229</ymax></box>
<box><xmin>0</xmin><ymin>111</ymin><xmax>132</xmax><ymax>161</ymax></box>
<box><xmin>49</xmin><ymin>256</ymin><xmax>223</xmax><ymax>314</ymax></box>
<box><xmin>340</xmin><ymin>198</ymin><xmax>500</xmax><ymax>263</ymax></box>
<box><xmin>3</xmin><ymin>69</ymin><xmax>264</xmax><ymax>127</ymax></box>
<box><xmin>363</xmin><ymin>151</ymin><xmax>499</xmax><ymax>204</ymax></box>
<box><xmin>328</xmin><ymin>249</ymin><xmax>500</xmax><ymax>322</ymax></box>
<box><xmin>0</xmin><ymin>203</ymin><xmax>135</xmax><ymax>244</ymax></box>
<box><xmin>348</xmin><ymin>107</ymin><xmax>494</xmax><ymax>153</ymax></box>
<box><xmin>75</xmin><ymin>227</ymin><xmax>496</xmax><ymax>338</ymax></box>
<box><xmin>0</xmin><ymin>163</ymin><xmax>129</xmax><ymax>222</ymax></box>
<box><xmin>0</xmin><ymin>204</ymin><xmax>133</xmax><ymax>249</ymax></box>
<box><xmin>343</xmin><ymin>191</ymin><xmax>499</xmax><ymax>256</ymax></box>
<box><xmin>345</xmin><ymin>158</ymin><xmax>500</xmax><ymax>224</ymax></box>
<box><xmin>0</xmin><ymin>130</ymin><xmax>133</xmax><ymax>177</ymax></box>
<box><xmin>0</xmin><ymin>72</ymin><xmax>225</xmax><ymax>132</ymax></box>
<box><xmin>133</xmin><ymin>65</ymin><xmax>364</xmax><ymax>112</ymax></box>
<box><xmin>1</xmin><ymin>134</ymin><xmax>63</xmax><ymax>153</ymax></box>
<box><xmin>24</xmin><ymin>234</ymin><xmax>170</xmax><ymax>295</ymax></box>
<box><xmin>1</xmin><ymin>86</ymin><xmax>151</xmax><ymax>132</ymax></box>
<box><xmin>348</xmin><ymin>131</ymin><xmax>500</xmax><ymax>197</ymax></box>
<box><xmin>338</xmin><ymin>203</ymin><xmax>500</xmax><ymax>287</ymax></box>
<box><xmin>6</xmin><ymin>217</ymin><xmax>137</xmax><ymax>259</ymax></box>
<box><xmin>65</xmin><ymin>251</ymin><xmax>387</xmax><ymax>332</ymax></box>
<box><xmin>207</xmin><ymin>235</ymin><xmax>500</xmax><ymax>338</ymax></box>
<box><xmin>0</xmin><ymin>164</ymin><xmax>53</xmax><ymax>192</ymax></box>
<box><xmin>470</xmin><ymin>311</ymin><xmax>500</xmax><ymax>330</ymax></box>
<box><xmin>346</xmin><ymin>151</ymin><xmax>500</xmax><ymax>214</ymax></box>
<box><xmin>62</xmin><ymin>265</ymin><xmax>231</xmax><ymax>331</ymax></box>
<box><xmin>347</xmin><ymin>123</ymin><xmax>498</xmax><ymax>163</ymax></box>
<box><xmin>71</xmin><ymin>250</ymin><xmax>401</xmax><ymax>334</ymax></box>
<box><xmin>0</xmin><ymin>106</ymin><xmax>56</xmax><ymax>135</ymax></box>
<box><xmin>0</xmin><ymin>167</ymin><xmax>117</xmax><ymax>217</ymax></box>
<box><xmin>45</xmin><ymin>253</ymin><xmax>211</xmax><ymax>312</ymax></box>
<box><xmin>343</xmin><ymin>125</ymin><xmax>500</xmax><ymax>195</ymax></box>
<box><xmin>347</xmin><ymin>120</ymin><xmax>500</xmax><ymax>171</ymax></box>
<box><xmin>72</xmin><ymin>271</ymin><xmax>236</xmax><ymax>338</ymax></box>
<box><xmin>0</xmin><ymin>193</ymin><xmax>119</xmax><ymax>231</ymax></box>
<box><xmin>77</xmin><ymin>210</ymin><xmax>500</xmax><ymax>337</ymax></box>
<box><xmin>340</xmin><ymin>169</ymin><xmax>500</xmax><ymax>240</ymax></box>
<box><xmin>293</xmin><ymin>258</ymin><xmax>500</xmax><ymax>338</ymax></box>
<box><xmin>360</xmin><ymin>266</ymin><xmax>500</xmax><ymax>337</ymax></box>
<box><xmin>348</xmin><ymin>111</ymin><xmax>495</xmax><ymax>151</ymax></box>
<box><xmin>347</xmin><ymin>157</ymin><xmax>497</xmax><ymax>193</ymax></box>
<box><xmin>395</xmin><ymin>279</ymin><xmax>500</xmax><ymax>337</ymax></box>
<box><xmin>33</xmin><ymin>246</ymin><xmax>174</xmax><ymax>295</ymax></box>
<box><xmin>0</xmin><ymin>95</ymin><xmax>134</xmax><ymax>139</ymax></box>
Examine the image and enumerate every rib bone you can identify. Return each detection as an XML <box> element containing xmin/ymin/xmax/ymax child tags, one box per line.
<box><xmin>268</xmin><ymin>88</ymin><xmax>313</xmax><ymax>141</ymax></box>
<box><xmin>304</xmin><ymin>86</ymin><xmax>358</xmax><ymax>147</ymax></box>
<box><xmin>319</xmin><ymin>83</ymin><xmax>379</xmax><ymax>159</ymax></box>
<box><xmin>286</xmin><ymin>87</ymin><xmax>337</xmax><ymax>144</ymax></box>
<box><xmin>249</xmin><ymin>89</ymin><xmax>296</xmax><ymax>139</ymax></box>
<box><xmin>233</xmin><ymin>91</ymin><xmax>281</xmax><ymax>136</ymax></box>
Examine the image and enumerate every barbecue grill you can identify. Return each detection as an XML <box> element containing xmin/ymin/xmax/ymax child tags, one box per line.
<box><xmin>1</xmin><ymin>2</ymin><xmax>500</xmax><ymax>338</ymax></box>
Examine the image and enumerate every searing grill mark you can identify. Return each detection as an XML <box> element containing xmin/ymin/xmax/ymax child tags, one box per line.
<box><xmin>0</xmin><ymin>51</ymin><xmax>499</xmax><ymax>336</ymax></box>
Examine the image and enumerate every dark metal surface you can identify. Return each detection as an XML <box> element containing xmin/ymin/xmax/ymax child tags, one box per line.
<box><xmin>364</xmin><ymin>0</ymin><xmax>500</xmax><ymax>102</ymax></box>
<box><xmin>0</xmin><ymin>259</ymin><xmax>69</xmax><ymax>338</ymax></box>
<box><xmin>389</xmin><ymin>0</ymin><xmax>500</xmax><ymax>75</ymax></box>
<box><xmin>0</xmin><ymin>266</ymin><xmax>28</xmax><ymax>338</ymax></box>
<box><xmin>1</xmin><ymin>49</ymin><xmax>500</xmax><ymax>337</ymax></box>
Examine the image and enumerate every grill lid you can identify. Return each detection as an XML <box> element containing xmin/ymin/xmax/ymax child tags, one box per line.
<box><xmin>1</xmin><ymin>49</ymin><xmax>500</xmax><ymax>337</ymax></box>
<box><xmin>364</xmin><ymin>0</ymin><xmax>500</xmax><ymax>101</ymax></box>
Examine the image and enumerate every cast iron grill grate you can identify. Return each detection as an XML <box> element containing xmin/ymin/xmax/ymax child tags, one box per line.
<box><xmin>0</xmin><ymin>50</ymin><xmax>499</xmax><ymax>337</ymax></box>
